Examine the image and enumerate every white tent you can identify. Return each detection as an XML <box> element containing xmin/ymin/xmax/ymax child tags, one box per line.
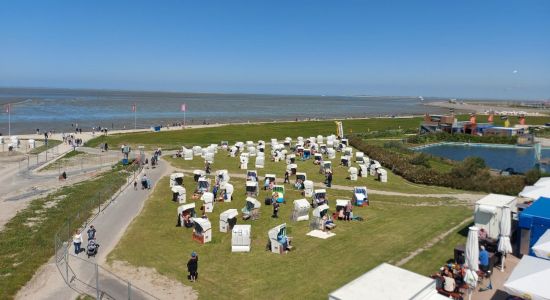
<box><xmin>503</xmin><ymin>255</ymin><xmax>550</xmax><ymax>300</ymax></box>
<box><xmin>328</xmin><ymin>263</ymin><xmax>448</xmax><ymax>300</ymax></box>
<box><xmin>348</xmin><ymin>167</ymin><xmax>358</xmax><ymax>181</ymax></box>
<box><xmin>532</xmin><ymin>229</ymin><xmax>550</xmax><ymax>260</ymax></box>
<box><xmin>220</xmin><ymin>209</ymin><xmax>238</xmax><ymax>232</ymax></box>
<box><xmin>474</xmin><ymin>193</ymin><xmax>517</xmax><ymax>240</ymax></box>
<box><xmin>292</xmin><ymin>199</ymin><xmax>311</xmax><ymax>221</ymax></box>
<box><xmin>519</xmin><ymin>185</ymin><xmax>550</xmax><ymax>200</ymax></box>
<box><xmin>231</xmin><ymin>225</ymin><xmax>251</xmax><ymax>252</ymax></box>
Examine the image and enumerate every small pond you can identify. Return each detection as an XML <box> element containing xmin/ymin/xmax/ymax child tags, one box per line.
<box><xmin>414</xmin><ymin>143</ymin><xmax>550</xmax><ymax>173</ymax></box>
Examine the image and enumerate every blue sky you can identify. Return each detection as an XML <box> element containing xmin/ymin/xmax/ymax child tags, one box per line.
<box><xmin>0</xmin><ymin>1</ymin><xmax>549</xmax><ymax>99</ymax></box>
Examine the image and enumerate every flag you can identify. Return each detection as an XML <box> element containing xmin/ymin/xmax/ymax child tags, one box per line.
<box><xmin>181</xmin><ymin>103</ymin><xmax>186</xmax><ymax>112</ymax></box>
<box><xmin>132</xmin><ymin>103</ymin><xmax>136</xmax><ymax>112</ymax></box>
<box><xmin>4</xmin><ymin>103</ymin><xmax>10</xmax><ymax>113</ymax></box>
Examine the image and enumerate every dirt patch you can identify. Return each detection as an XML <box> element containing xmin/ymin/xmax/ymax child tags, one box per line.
<box><xmin>107</xmin><ymin>260</ymin><xmax>198</xmax><ymax>300</ymax></box>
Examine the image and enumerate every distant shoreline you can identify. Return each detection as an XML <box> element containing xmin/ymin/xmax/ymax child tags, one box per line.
<box><xmin>424</xmin><ymin>101</ymin><xmax>549</xmax><ymax>116</ymax></box>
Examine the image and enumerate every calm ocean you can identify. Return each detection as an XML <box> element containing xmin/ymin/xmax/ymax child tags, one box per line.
<box><xmin>0</xmin><ymin>88</ymin><xmax>446</xmax><ymax>134</ymax></box>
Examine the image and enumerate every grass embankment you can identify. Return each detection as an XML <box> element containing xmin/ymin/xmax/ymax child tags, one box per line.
<box><xmin>109</xmin><ymin>174</ymin><xmax>471</xmax><ymax>299</ymax></box>
<box><xmin>40</xmin><ymin>150</ymin><xmax>85</xmax><ymax>171</ymax></box>
<box><xmin>403</xmin><ymin>223</ymin><xmax>471</xmax><ymax>276</ymax></box>
<box><xmin>0</xmin><ymin>164</ymin><xmax>131</xmax><ymax>299</ymax></box>
<box><xmin>29</xmin><ymin>139</ymin><xmax>62</xmax><ymax>154</ymax></box>
<box><xmin>87</xmin><ymin>118</ymin><xmax>425</xmax><ymax>149</ymax></box>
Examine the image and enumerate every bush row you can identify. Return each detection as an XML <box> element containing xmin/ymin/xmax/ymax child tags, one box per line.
<box><xmin>349</xmin><ymin>137</ymin><xmax>526</xmax><ymax>195</ymax></box>
<box><xmin>406</xmin><ymin>132</ymin><xmax>518</xmax><ymax>145</ymax></box>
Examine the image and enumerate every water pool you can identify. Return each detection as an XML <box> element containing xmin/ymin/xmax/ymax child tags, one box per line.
<box><xmin>414</xmin><ymin>143</ymin><xmax>549</xmax><ymax>173</ymax></box>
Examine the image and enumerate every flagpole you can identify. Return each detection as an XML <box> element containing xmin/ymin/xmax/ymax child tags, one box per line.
<box><xmin>184</xmin><ymin>110</ymin><xmax>186</xmax><ymax>128</ymax></box>
<box><xmin>8</xmin><ymin>104</ymin><xmax>11</xmax><ymax>137</ymax></box>
<box><xmin>134</xmin><ymin>103</ymin><xmax>137</xmax><ymax>130</ymax></box>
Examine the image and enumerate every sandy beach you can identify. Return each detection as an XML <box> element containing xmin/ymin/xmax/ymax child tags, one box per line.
<box><xmin>424</xmin><ymin>101</ymin><xmax>549</xmax><ymax>116</ymax></box>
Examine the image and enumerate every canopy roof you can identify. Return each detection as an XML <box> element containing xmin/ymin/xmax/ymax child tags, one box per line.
<box><xmin>503</xmin><ymin>255</ymin><xmax>550</xmax><ymax>300</ymax></box>
<box><xmin>476</xmin><ymin>193</ymin><xmax>516</xmax><ymax>207</ymax></box>
<box><xmin>532</xmin><ymin>229</ymin><xmax>550</xmax><ymax>260</ymax></box>
<box><xmin>329</xmin><ymin>263</ymin><xmax>448</xmax><ymax>300</ymax></box>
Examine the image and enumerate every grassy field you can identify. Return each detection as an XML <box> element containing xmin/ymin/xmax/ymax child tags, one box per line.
<box><xmin>86</xmin><ymin>114</ymin><xmax>550</xmax><ymax>150</ymax></box>
<box><xmin>403</xmin><ymin>222</ymin><xmax>471</xmax><ymax>276</ymax></box>
<box><xmin>108</xmin><ymin>173</ymin><xmax>471</xmax><ymax>299</ymax></box>
<box><xmin>164</xmin><ymin>146</ymin><xmax>461</xmax><ymax>195</ymax></box>
<box><xmin>87</xmin><ymin>117</ymin><xmax>425</xmax><ymax>149</ymax></box>
<box><xmin>40</xmin><ymin>150</ymin><xmax>85</xmax><ymax>171</ymax></box>
<box><xmin>0</xmin><ymin>165</ymin><xmax>129</xmax><ymax>300</ymax></box>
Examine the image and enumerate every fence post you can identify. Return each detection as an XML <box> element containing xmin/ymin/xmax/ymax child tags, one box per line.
<box><xmin>128</xmin><ymin>281</ymin><xmax>132</xmax><ymax>300</ymax></box>
<box><xmin>96</xmin><ymin>263</ymin><xmax>100</xmax><ymax>300</ymax></box>
<box><xmin>98</xmin><ymin>192</ymin><xmax>101</xmax><ymax>213</ymax></box>
<box><xmin>64</xmin><ymin>241</ymin><xmax>69</xmax><ymax>283</ymax></box>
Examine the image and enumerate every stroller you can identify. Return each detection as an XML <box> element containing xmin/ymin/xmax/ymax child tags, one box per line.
<box><xmin>86</xmin><ymin>239</ymin><xmax>100</xmax><ymax>258</ymax></box>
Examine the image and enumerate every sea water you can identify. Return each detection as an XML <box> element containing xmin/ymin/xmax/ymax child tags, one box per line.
<box><xmin>0</xmin><ymin>88</ymin><xmax>446</xmax><ymax>134</ymax></box>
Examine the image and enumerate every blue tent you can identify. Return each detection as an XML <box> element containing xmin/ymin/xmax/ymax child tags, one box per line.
<box><xmin>519</xmin><ymin>197</ymin><xmax>550</xmax><ymax>256</ymax></box>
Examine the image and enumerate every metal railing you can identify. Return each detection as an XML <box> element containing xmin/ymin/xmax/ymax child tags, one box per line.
<box><xmin>53</xmin><ymin>161</ymin><xmax>157</xmax><ymax>299</ymax></box>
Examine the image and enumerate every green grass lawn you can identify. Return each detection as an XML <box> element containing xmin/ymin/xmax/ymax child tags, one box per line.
<box><xmin>87</xmin><ymin>117</ymin><xmax>425</xmax><ymax>150</ymax></box>
<box><xmin>164</xmin><ymin>146</ymin><xmax>460</xmax><ymax>195</ymax></box>
<box><xmin>0</xmin><ymin>165</ymin><xmax>130</xmax><ymax>300</ymax></box>
<box><xmin>108</xmin><ymin>173</ymin><xmax>471</xmax><ymax>300</ymax></box>
<box><xmin>402</xmin><ymin>222</ymin><xmax>472</xmax><ymax>276</ymax></box>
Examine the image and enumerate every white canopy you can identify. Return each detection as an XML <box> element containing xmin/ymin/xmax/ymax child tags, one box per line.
<box><xmin>503</xmin><ymin>255</ymin><xmax>550</xmax><ymax>300</ymax></box>
<box><xmin>314</xmin><ymin>189</ymin><xmax>326</xmax><ymax>194</ymax></box>
<box><xmin>477</xmin><ymin>204</ymin><xmax>497</xmax><ymax>215</ymax></box>
<box><xmin>519</xmin><ymin>185</ymin><xmax>550</xmax><ymax>199</ymax></box>
<box><xmin>533</xmin><ymin>229</ymin><xmax>550</xmax><ymax>260</ymax></box>
<box><xmin>329</xmin><ymin>263</ymin><xmax>448</xmax><ymax>300</ymax></box>
<box><xmin>268</xmin><ymin>223</ymin><xmax>286</xmax><ymax>240</ymax></box>
<box><xmin>535</xmin><ymin>177</ymin><xmax>550</xmax><ymax>187</ymax></box>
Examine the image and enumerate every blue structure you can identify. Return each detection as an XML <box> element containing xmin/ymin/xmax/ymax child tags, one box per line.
<box><xmin>519</xmin><ymin>197</ymin><xmax>550</xmax><ymax>256</ymax></box>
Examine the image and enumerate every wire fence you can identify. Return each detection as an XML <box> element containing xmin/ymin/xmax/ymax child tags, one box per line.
<box><xmin>53</xmin><ymin>161</ymin><xmax>157</xmax><ymax>299</ymax></box>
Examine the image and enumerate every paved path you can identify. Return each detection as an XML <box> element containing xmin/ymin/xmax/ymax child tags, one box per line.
<box><xmin>173</xmin><ymin>168</ymin><xmax>483</xmax><ymax>203</ymax></box>
<box><xmin>16</xmin><ymin>157</ymin><xmax>170</xmax><ymax>299</ymax></box>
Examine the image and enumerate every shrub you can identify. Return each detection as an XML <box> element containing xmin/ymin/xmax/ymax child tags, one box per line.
<box><xmin>410</xmin><ymin>153</ymin><xmax>431</xmax><ymax>168</ymax></box>
<box><xmin>524</xmin><ymin>168</ymin><xmax>542</xmax><ymax>185</ymax></box>
<box><xmin>349</xmin><ymin>137</ymin><xmax>525</xmax><ymax>195</ymax></box>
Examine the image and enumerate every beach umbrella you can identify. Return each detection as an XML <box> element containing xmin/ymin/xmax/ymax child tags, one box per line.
<box><xmin>465</xmin><ymin>226</ymin><xmax>479</xmax><ymax>300</ymax></box>
<box><xmin>498</xmin><ymin>206</ymin><xmax>513</xmax><ymax>271</ymax></box>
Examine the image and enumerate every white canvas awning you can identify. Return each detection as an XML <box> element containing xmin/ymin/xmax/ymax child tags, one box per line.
<box><xmin>533</xmin><ymin>229</ymin><xmax>550</xmax><ymax>260</ymax></box>
<box><xmin>477</xmin><ymin>204</ymin><xmax>497</xmax><ymax>214</ymax></box>
<box><xmin>329</xmin><ymin>263</ymin><xmax>448</xmax><ymax>300</ymax></box>
<box><xmin>503</xmin><ymin>255</ymin><xmax>550</xmax><ymax>300</ymax></box>
<box><xmin>519</xmin><ymin>185</ymin><xmax>550</xmax><ymax>200</ymax></box>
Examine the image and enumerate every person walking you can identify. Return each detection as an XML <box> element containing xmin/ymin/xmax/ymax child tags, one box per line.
<box><xmin>87</xmin><ymin>225</ymin><xmax>96</xmax><ymax>240</ymax></box>
<box><xmin>272</xmin><ymin>200</ymin><xmax>280</xmax><ymax>218</ymax></box>
<box><xmin>326</xmin><ymin>171</ymin><xmax>333</xmax><ymax>188</ymax></box>
<box><xmin>134</xmin><ymin>181</ymin><xmax>138</xmax><ymax>190</ymax></box>
<box><xmin>73</xmin><ymin>230</ymin><xmax>82</xmax><ymax>255</ymax></box>
<box><xmin>284</xmin><ymin>171</ymin><xmax>290</xmax><ymax>184</ymax></box>
<box><xmin>187</xmin><ymin>252</ymin><xmax>199</xmax><ymax>282</ymax></box>
<box><xmin>344</xmin><ymin>201</ymin><xmax>352</xmax><ymax>221</ymax></box>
